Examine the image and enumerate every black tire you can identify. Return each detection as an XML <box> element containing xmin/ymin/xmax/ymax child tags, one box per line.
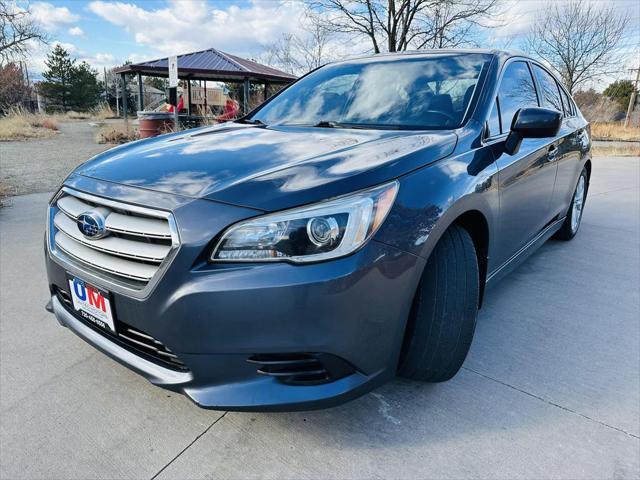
<box><xmin>398</xmin><ymin>225</ymin><xmax>479</xmax><ymax>382</ymax></box>
<box><xmin>554</xmin><ymin>167</ymin><xmax>588</xmax><ymax>241</ymax></box>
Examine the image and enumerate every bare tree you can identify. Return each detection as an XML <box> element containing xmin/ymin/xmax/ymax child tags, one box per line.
<box><xmin>0</xmin><ymin>0</ymin><xmax>48</xmax><ymax>64</ymax></box>
<box><xmin>296</xmin><ymin>20</ymin><xmax>335</xmax><ymax>71</ymax></box>
<box><xmin>525</xmin><ymin>0</ymin><xmax>628</xmax><ymax>93</ymax></box>
<box><xmin>416</xmin><ymin>0</ymin><xmax>498</xmax><ymax>49</ymax></box>
<box><xmin>306</xmin><ymin>0</ymin><xmax>500</xmax><ymax>53</ymax></box>
<box><xmin>259</xmin><ymin>17</ymin><xmax>338</xmax><ymax>75</ymax></box>
<box><xmin>260</xmin><ymin>34</ymin><xmax>299</xmax><ymax>75</ymax></box>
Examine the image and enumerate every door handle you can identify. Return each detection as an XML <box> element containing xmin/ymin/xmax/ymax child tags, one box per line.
<box><xmin>548</xmin><ymin>145</ymin><xmax>559</xmax><ymax>162</ymax></box>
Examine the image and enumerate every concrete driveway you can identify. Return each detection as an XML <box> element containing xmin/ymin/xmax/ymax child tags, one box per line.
<box><xmin>1</xmin><ymin>156</ymin><xmax>638</xmax><ymax>479</ymax></box>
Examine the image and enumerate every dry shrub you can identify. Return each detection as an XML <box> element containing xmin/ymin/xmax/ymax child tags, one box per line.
<box><xmin>574</xmin><ymin>90</ymin><xmax>623</xmax><ymax>123</ymax></box>
<box><xmin>198</xmin><ymin>116</ymin><xmax>219</xmax><ymax>127</ymax></box>
<box><xmin>591</xmin><ymin>122</ymin><xmax>640</xmax><ymax>142</ymax></box>
<box><xmin>0</xmin><ymin>106</ymin><xmax>59</xmax><ymax>141</ymax></box>
<box><xmin>157</xmin><ymin>122</ymin><xmax>178</xmax><ymax>135</ymax></box>
<box><xmin>40</xmin><ymin>118</ymin><xmax>59</xmax><ymax>131</ymax></box>
<box><xmin>96</xmin><ymin>123</ymin><xmax>138</xmax><ymax>144</ymax></box>
<box><xmin>92</xmin><ymin>103</ymin><xmax>115</xmax><ymax>120</ymax></box>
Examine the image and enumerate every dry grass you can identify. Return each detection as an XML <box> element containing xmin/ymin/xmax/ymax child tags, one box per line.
<box><xmin>95</xmin><ymin>122</ymin><xmax>138</xmax><ymax>144</ymax></box>
<box><xmin>0</xmin><ymin>107</ymin><xmax>59</xmax><ymax>141</ymax></box>
<box><xmin>40</xmin><ymin>118</ymin><xmax>59</xmax><ymax>130</ymax></box>
<box><xmin>92</xmin><ymin>104</ymin><xmax>115</xmax><ymax>121</ymax></box>
<box><xmin>51</xmin><ymin>105</ymin><xmax>114</xmax><ymax>122</ymax></box>
<box><xmin>593</xmin><ymin>144</ymin><xmax>640</xmax><ymax>157</ymax></box>
<box><xmin>591</xmin><ymin>122</ymin><xmax>640</xmax><ymax>142</ymax></box>
<box><xmin>65</xmin><ymin>110</ymin><xmax>92</xmax><ymax>120</ymax></box>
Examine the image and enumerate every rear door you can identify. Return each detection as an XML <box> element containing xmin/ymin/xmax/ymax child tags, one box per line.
<box><xmin>531</xmin><ymin>63</ymin><xmax>583</xmax><ymax>219</ymax></box>
<box><xmin>487</xmin><ymin>60</ymin><xmax>559</xmax><ymax>268</ymax></box>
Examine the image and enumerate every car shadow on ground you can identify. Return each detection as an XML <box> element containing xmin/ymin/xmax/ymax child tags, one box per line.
<box><xmin>233</xmin><ymin>264</ymin><xmax>542</xmax><ymax>447</ymax></box>
<box><xmin>246</xmin><ymin>231</ymin><xmax>638</xmax><ymax>450</ymax></box>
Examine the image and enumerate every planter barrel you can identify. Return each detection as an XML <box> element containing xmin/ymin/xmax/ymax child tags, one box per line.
<box><xmin>137</xmin><ymin>111</ymin><xmax>174</xmax><ymax>138</ymax></box>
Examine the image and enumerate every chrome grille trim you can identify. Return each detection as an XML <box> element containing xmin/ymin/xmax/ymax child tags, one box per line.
<box><xmin>57</xmin><ymin>194</ymin><xmax>172</xmax><ymax>239</ymax></box>
<box><xmin>47</xmin><ymin>187</ymin><xmax>181</xmax><ymax>299</ymax></box>
<box><xmin>105</xmin><ymin>213</ymin><xmax>172</xmax><ymax>239</ymax></box>
<box><xmin>54</xmin><ymin>232</ymin><xmax>158</xmax><ymax>281</ymax></box>
<box><xmin>54</xmin><ymin>212</ymin><xmax>170</xmax><ymax>262</ymax></box>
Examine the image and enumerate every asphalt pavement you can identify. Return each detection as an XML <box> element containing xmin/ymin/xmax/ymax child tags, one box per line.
<box><xmin>0</xmin><ymin>156</ymin><xmax>638</xmax><ymax>479</ymax></box>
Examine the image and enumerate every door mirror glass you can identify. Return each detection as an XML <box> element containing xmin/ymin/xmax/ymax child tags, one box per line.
<box><xmin>505</xmin><ymin>107</ymin><xmax>562</xmax><ymax>155</ymax></box>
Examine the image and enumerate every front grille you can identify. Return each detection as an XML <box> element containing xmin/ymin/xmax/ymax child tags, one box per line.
<box><xmin>48</xmin><ymin>188</ymin><xmax>179</xmax><ymax>291</ymax></box>
<box><xmin>247</xmin><ymin>353</ymin><xmax>355</xmax><ymax>385</ymax></box>
<box><xmin>54</xmin><ymin>287</ymin><xmax>188</xmax><ymax>371</ymax></box>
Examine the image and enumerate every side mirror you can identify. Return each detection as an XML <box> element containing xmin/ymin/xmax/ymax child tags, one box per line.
<box><xmin>504</xmin><ymin>107</ymin><xmax>562</xmax><ymax>155</ymax></box>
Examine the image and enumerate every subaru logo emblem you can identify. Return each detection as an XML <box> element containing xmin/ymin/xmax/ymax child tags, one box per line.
<box><xmin>77</xmin><ymin>210</ymin><xmax>108</xmax><ymax>239</ymax></box>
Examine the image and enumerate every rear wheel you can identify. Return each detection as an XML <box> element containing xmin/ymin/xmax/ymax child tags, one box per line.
<box><xmin>555</xmin><ymin>167</ymin><xmax>588</xmax><ymax>241</ymax></box>
<box><xmin>398</xmin><ymin>225</ymin><xmax>479</xmax><ymax>382</ymax></box>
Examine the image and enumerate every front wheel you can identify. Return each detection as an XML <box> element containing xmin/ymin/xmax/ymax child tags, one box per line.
<box><xmin>398</xmin><ymin>225</ymin><xmax>479</xmax><ymax>382</ymax></box>
<box><xmin>555</xmin><ymin>167</ymin><xmax>588</xmax><ymax>240</ymax></box>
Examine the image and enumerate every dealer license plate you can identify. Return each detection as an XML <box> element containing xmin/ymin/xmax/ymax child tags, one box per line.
<box><xmin>67</xmin><ymin>276</ymin><xmax>116</xmax><ymax>332</ymax></box>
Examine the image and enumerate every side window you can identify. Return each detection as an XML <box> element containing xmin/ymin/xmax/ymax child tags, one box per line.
<box><xmin>532</xmin><ymin>64</ymin><xmax>563</xmax><ymax>113</ymax></box>
<box><xmin>558</xmin><ymin>86</ymin><xmax>572</xmax><ymax>117</ymax></box>
<box><xmin>487</xmin><ymin>98</ymin><xmax>500</xmax><ymax>137</ymax></box>
<box><xmin>497</xmin><ymin>61</ymin><xmax>539</xmax><ymax>133</ymax></box>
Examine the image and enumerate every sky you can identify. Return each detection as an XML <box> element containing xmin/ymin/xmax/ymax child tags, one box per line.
<box><xmin>23</xmin><ymin>0</ymin><xmax>640</xmax><ymax>88</ymax></box>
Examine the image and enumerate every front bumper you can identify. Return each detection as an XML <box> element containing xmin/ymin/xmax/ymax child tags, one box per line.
<box><xmin>45</xmin><ymin>179</ymin><xmax>425</xmax><ymax>411</ymax></box>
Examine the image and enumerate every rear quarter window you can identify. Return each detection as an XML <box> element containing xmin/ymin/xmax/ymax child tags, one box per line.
<box><xmin>560</xmin><ymin>87</ymin><xmax>575</xmax><ymax>116</ymax></box>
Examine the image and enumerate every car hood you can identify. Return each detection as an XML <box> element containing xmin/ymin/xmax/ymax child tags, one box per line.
<box><xmin>75</xmin><ymin>123</ymin><xmax>457</xmax><ymax>211</ymax></box>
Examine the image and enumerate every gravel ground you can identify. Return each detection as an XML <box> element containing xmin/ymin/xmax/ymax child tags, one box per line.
<box><xmin>0</xmin><ymin>122</ymin><xmax>112</xmax><ymax>197</ymax></box>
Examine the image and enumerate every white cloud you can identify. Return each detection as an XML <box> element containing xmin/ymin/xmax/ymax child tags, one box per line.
<box><xmin>26</xmin><ymin>41</ymin><xmax>78</xmax><ymax>77</ymax></box>
<box><xmin>88</xmin><ymin>0</ymin><xmax>305</xmax><ymax>57</ymax></box>
<box><xmin>68</xmin><ymin>26</ymin><xmax>85</xmax><ymax>37</ymax></box>
<box><xmin>125</xmin><ymin>52</ymin><xmax>149</xmax><ymax>64</ymax></box>
<box><xmin>78</xmin><ymin>52</ymin><xmax>116</xmax><ymax>70</ymax></box>
<box><xmin>31</xmin><ymin>2</ymin><xmax>80</xmax><ymax>31</ymax></box>
<box><xmin>53</xmin><ymin>41</ymin><xmax>78</xmax><ymax>55</ymax></box>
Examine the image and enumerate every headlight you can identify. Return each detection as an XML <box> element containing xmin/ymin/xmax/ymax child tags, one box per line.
<box><xmin>211</xmin><ymin>181</ymin><xmax>399</xmax><ymax>263</ymax></box>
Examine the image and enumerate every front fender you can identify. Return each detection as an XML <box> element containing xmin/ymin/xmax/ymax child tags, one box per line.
<box><xmin>375</xmin><ymin>148</ymin><xmax>499</xmax><ymax>267</ymax></box>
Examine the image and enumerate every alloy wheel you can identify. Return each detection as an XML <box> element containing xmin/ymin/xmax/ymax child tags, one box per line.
<box><xmin>571</xmin><ymin>175</ymin><xmax>586</xmax><ymax>233</ymax></box>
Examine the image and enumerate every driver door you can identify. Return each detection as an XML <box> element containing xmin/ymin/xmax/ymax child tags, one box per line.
<box><xmin>488</xmin><ymin>60</ymin><xmax>559</xmax><ymax>269</ymax></box>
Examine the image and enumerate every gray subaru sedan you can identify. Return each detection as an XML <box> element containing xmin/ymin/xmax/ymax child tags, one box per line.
<box><xmin>45</xmin><ymin>49</ymin><xmax>591</xmax><ymax>411</ymax></box>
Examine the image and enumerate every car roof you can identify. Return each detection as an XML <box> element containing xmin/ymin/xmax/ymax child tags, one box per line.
<box><xmin>329</xmin><ymin>48</ymin><xmax>530</xmax><ymax>65</ymax></box>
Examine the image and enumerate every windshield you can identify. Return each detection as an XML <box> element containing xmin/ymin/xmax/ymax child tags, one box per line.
<box><xmin>249</xmin><ymin>53</ymin><xmax>491</xmax><ymax>130</ymax></box>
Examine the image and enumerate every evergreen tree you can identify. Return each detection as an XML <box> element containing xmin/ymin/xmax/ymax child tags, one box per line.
<box><xmin>69</xmin><ymin>61</ymin><xmax>101</xmax><ymax>110</ymax></box>
<box><xmin>39</xmin><ymin>46</ymin><xmax>102</xmax><ymax>111</ymax></box>
<box><xmin>603</xmin><ymin>80</ymin><xmax>637</xmax><ymax>111</ymax></box>
<box><xmin>39</xmin><ymin>45</ymin><xmax>75</xmax><ymax>111</ymax></box>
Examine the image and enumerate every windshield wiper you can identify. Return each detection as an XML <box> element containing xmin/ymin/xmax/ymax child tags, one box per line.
<box><xmin>314</xmin><ymin>120</ymin><xmax>345</xmax><ymax>128</ymax></box>
<box><xmin>314</xmin><ymin>121</ymin><xmax>372</xmax><ymax>129</ymax></box>
<box><xmin>274</xmin><ymin>121</ymin><xmax>370</xmax><ymax>129</ymax></box>
<box><xmin>236</xmin><ymin>118</ymin><xmax>266</xmax><ymax>126</ymax></box>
